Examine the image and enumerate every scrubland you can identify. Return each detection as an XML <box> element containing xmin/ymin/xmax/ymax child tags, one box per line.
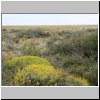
<box><xmin>2</xmin><ymin>25</ymin><xmax>98</xmax><ymax>86</ymax></box>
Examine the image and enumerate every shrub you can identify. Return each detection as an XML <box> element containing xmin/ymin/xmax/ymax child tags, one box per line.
<box><xmin>13</xmin><ymin>64</ymin><xmax>62</xmax><ymax>86</ymax></box>
<box><xmin>48</xmin><ymin>54</ymin><xmax>85</xmax><ymax>69</ymax></box>
<box><xmin>16</xmin><ymin>30</ymin><xmax>33</xmax><ymax>38</ymax></box>
<box><xmin>4</xmin><ymin>56</ymin><xmax>50</xmax><ymax>68</ymax></box>
<box><xmin>78</xmin><ymin>32</ymin><xmax>98</xmax><ymax>58</ymax></box>
<box><xmin>16</xmin><ymin>29</ymin><xmax>52</xmax><ymax>39</ymax></box>
<box><xmin>10</xmin><ymin>29</ymin><xmax>21</xmax><ymax>33</ymax></box>
<box><xmin>63</xmin><ymin>74</ymin><xmax>89</xmax><ymax>86</ymax></box>
<box><xmin>83</xmin><ymin>64</ymin><xmax>98</xmax><ymax>86</ymax></box>
<box><xmin>61</xmin><ymin>55</ymin><xmax>84</xmax><ymax>68</ymax></box>
<box><xmin>39</xmin><ymin>31</ymin><xmax>52</xmax><ymax>37</ymax></box>
<box><xmin>48</xmin><ymin>42</ymin><xmax>62</xmax><ymax>55</ymax></box>
<box><xmin>2</xmin><ymin>56</ymin><xmax>51</xmax><ymax>85</ymax></box>
<box><xmin>67</xmin><ymin>65</ymin><xmax>88</xmax><ymax>76</ymax></box>
<box><xmin>2</xmin><ymin>28</ymin><xmax>6</xmax><ymax>31</ymax></box>
<box><xmin>21</xmin><ymin>39</ymin><xmax>40</xmax><ymax>56</ymax></box>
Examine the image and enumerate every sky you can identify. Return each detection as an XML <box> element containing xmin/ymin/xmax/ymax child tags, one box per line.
<box><xmin>2</xmin><ymin>14</ymin><xmax>98</xmax><ymax>25</ymax></box>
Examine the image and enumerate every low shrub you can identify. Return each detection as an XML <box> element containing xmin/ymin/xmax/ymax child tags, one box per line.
<box><xmin>61</xmin><ymin>55</ymin><xmax>84</xmax><ymax>68</ymax></box>
<box><xmin>21</xmin><ymin>39</ymin><xmax>40</xmax><ymax>56</ymax></box>
<box><xmin>67</xmin><ymin>65</ymin><xmax>87</xmax><ymax>77</ymax></box>
<box><xmin>2</xmin><ymin>56</ymin><xmax>51</xmax><ymax>85</ymax></box>
<box><xmin>78</xmin><ymin>32</ymin><xmax>98</xmax><ymax>58</ymax></box>
<box><xmin>83</xmin><ymin>64</ymin><xmax>98</xmax><ymax>86</ymax></box>
<box><xmin>13</xmin><ymin>64</ymin><xmax>62</xmax><ymax>86</ymax></box>
<box><xmin>16</xmin><ymin>29</ymin><xmax>52</xmax><ymax>39</ymax></box>
<box><xmin>63</xmin><ymin>74</ymin><xmax>89</xmax><ymax>86</ymax></box>
<box><xmin>4</xmin><ymin>56</ymin><xmax>50</xmax><ymax>69</ymax></box>
<box><xmin>2</xmin><ymin>28</ymin><xmax>6</xmax><ymax>31</ymax></box>
<box><xmin>16</xmin><ymin>30</ymin><xmax>33</xmax><ymax>38</ymax></box>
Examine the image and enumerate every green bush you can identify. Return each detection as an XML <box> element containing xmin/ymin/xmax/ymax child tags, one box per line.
<box><xmin>13</xmin><ymin>64</ymin><xmax>62</xmax><ymax>86</ymax></box>
<box><xmin>39</xmin><ymin>31</ymin><xmax>52</xmax><ymax>37</ymax></box>
<box><xmin>48</xmin><ymin>54</ymin><xmax>85</xmax><ymax>69</ymax></box>
<box><xmin>2</xmin><ymin>56</ymin><xmax>51</xmax><ymax>85</ymax></box>
<box><xmin>2</xmin><ymin>28</ymin><xmax>6</xmax><ymax>31</ymax></box>
<box><xmin>48</xmin><ymin>43</ymin><xmax>62</xmax><ymax>55</ymax></box>
<box><xmin>16</xmin><ymin>29</ymin><xmax>52</xmax><ymax>39</ymax></box>
<box><xmin>78</xmin><ymin>32</ymin><xmax>98</xmax><ymax>58</ymax></box>
<box><xmin>16</xmin><ymin>30</ymin><xmax>33</xmax><ymax>38</ymax></box>
<box><xmin>83</xmin><ymin>64</ymin><xmax>98</xmax><ymax>86</ymax></box>
<box><xmin>61</xmin><ymin>55</ymin><xmax>84</xmax><ymax>68</ymax></box>
<box><xmin>67</xmin><ymin>65</ymin><xmax>88</xmax><ymax>76</ymax></box>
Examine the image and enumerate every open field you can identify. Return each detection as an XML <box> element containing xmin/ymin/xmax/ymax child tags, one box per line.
<box><xmin>2</xmin><ymin>25</ymin><xmax>98</xmax><ymax>86</ymax></box>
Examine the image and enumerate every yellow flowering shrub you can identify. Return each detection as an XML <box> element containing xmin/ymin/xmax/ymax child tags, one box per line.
<box><xmin>4</xmin><ymin>56</ymin><xmax>51</xmax><ymax>69</ymax></box>
<box><xmin>3</xmin><ymin>56</ymin><xmax>51</xmax><ymax>85</ymax></box>
<box><xmin>13</xmin><ymin>64</ymin><xmax>62</xmax><ymax>86</ymax></box>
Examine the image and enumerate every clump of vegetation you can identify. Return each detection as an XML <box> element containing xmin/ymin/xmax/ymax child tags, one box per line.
<box><xmin>83</xmin><ymin>64</ymin><xmax>98</xmax><ymax>86</ymax></box>
<box><xmin>20</xmin><ymin>39</ymin><xmax>40</xmax><ymax>56</ymax></box>
<box><xmin>2</xmin><ymin>56</ymin><xmax>51</xmax><ymax>85</ymax></box>
<box><xmin>14</xmin><ymin>64</ymin><xmax>62</xmax><ymax>86</ymax></box>
<box><xmin>16</xmin><ymin>29</ymin><xmax>52</xmax><ymax>39</ymax></box>
<box><xmin>4</xmin><ymin>56</ymin><xmax>50</xmax><ymax>69</ymax></box>
<box><xmin>63</xmin><ymin>73</ymin><xmax>89</xmax><ymax>86</ymax></box>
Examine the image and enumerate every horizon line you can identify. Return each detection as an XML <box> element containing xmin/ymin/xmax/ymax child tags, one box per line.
<box><xmin>2</xmin><ymin>24</ymin><xmax>98</xmax><ymax>26</ymax></box>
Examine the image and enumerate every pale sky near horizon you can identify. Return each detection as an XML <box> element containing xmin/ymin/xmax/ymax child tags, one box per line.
<box><xmin>2</xmin><ymin>14</ymin><xmax>98</xmax><ymax>25</ymax></box>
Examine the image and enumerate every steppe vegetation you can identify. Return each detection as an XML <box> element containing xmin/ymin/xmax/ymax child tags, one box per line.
<box><xmin>2</xmin><ymin>25</ymin><xmax>98</xmax><ymax>86</ymax></box>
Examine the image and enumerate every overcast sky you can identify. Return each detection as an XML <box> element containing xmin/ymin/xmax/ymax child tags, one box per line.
<box><xmin>2</xmin><ymin>14</ymin><xmax>98</xmax><ymax>25</ymax></box>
